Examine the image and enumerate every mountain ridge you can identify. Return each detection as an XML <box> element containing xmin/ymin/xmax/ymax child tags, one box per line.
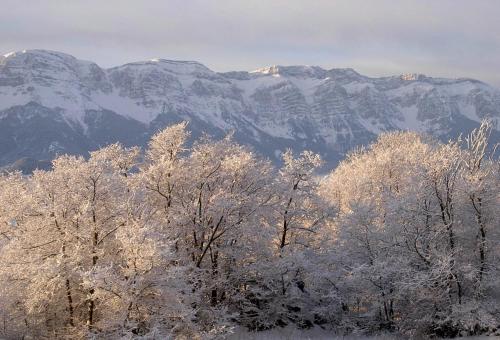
<box><xmin>1</xmin><ymin>49</ymin><xmax>499</xmax><ymax>172</ymax></box>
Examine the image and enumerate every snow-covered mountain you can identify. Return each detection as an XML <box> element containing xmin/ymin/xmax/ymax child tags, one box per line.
<box><xmin>1</xmin><ymin>49</ymin><xmax>499</xmax><ymax>171</ymax></box>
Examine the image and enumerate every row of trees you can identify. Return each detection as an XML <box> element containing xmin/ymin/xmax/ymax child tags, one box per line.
<box><xmin>0</xmin><ymin>121</ymin><xmax>498</xmax><ymax>338</ymax></box>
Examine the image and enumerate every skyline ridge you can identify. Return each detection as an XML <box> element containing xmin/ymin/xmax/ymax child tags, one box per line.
<box><xmin>1</xmin><ymin>48</ymin><xmax>495</xmax><ymax>88</ymax></box>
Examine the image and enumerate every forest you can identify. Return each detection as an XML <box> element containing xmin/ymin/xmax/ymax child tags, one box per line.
<box><xmin>0</xmin><ymin>121</ymin><xmax>498</xmax><ymax>339</ymax></box>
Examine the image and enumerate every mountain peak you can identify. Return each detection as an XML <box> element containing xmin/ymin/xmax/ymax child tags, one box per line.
<box><xmin>251</xmin><ymin>65</ymin><xmax>329</xmax><ymax>78</ymax></box>
<box><xmin>2</xmin><ymin>49</ymin><xmax>79</xmax><ymax>62</ymax></box>
<box><xmin>400</xmin><ymin>73</ymin><xmax>426</xmax><ymax>81</ymax></box>
<box><xmin>110</xmin><ymin>58</ymin><xmax>213</xmax><ymax>75</ymax></box>
<box><xmin>250</xmin><ymin>65</ymin><xmax>365</xmax><ymax>81</ymax></box>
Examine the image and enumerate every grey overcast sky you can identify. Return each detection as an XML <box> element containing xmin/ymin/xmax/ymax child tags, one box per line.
<box><xmin>1</xmin><ymin>0</ymin><xmax>500</xmax><ymax>86</ymax></box>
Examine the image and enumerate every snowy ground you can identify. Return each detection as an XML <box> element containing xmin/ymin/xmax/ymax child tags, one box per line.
<box><xmin>227</xmin><ymin>326</ymin><xmax>400</xmax><ymax>340</ymax></box>
<box><xmin>227</xmin><ymin>326</ymin><xmax>499</xmax><ymax>339</ymax></box>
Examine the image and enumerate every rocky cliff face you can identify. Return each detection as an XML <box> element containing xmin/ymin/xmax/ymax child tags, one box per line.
<box><xmin>1</xmin><ymin>49</ymin><xmax>499</xmax><ymax>171</ymax></box>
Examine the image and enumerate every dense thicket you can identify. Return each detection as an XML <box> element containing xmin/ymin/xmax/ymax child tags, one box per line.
<box><xmin>0</xmin><ymin>121</ymin><xmax>498</xmax><ymax>339</ymax></box>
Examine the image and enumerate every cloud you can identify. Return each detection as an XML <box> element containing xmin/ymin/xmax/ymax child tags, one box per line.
<box><xmin>1</xmin><ymin>0</ymin><xmax>500</xmax><ymax>86</ymax></box>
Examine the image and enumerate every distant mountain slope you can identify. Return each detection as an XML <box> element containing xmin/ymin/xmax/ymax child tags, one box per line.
<box><xmin>1</xmin><ymin>49</ymin><xmax>499</xmax><ymax>171</ymax></box>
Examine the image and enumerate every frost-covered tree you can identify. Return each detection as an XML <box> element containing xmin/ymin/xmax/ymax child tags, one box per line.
<box><xmin>173</xmin><ymin>136</ymin><xmax>274</xmax><ymax>330</ymax></box>
<box><xmin>244</xmin><ymin>150</ymin><xmax>333</xmax><ymax>329</ymax></box>
<box><xmin>320</xmin><ymin>123</ymin><xmax>500</xmax><ymax>336</ymax></box>
<box><xmin>0</xmin><ymin>144</ymin><xmax>190</xmax><ymax>338</ymax></box>
<box><xmin>141</xmin><ymin>122</ymin><xmax>190</xmax><ymax>227</ymax></box>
